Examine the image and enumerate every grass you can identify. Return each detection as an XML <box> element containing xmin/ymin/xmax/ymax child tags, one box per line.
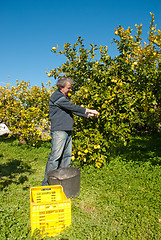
<box><xmin>0</xmin><ymin>134</ymin><xmax>161</xmax><ymax>239</ymax></box>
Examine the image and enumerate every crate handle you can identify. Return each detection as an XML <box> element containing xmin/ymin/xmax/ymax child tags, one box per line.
<box><xmin>41</xmin><ymin>188</ymin><xmax>51</xmax><ymax>191</ymax></box>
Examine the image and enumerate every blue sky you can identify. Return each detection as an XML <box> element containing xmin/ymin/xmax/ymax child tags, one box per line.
<box><xmin>0</xmin><ymin>0</ymin><xmax>161</xmax><ymax>87</ymax></box>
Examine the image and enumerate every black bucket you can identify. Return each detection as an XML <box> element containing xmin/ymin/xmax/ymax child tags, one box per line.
<box><xmin>47</xmin><ymin>163</ymin><xmax>81</xmax><ymax>199</ymax></box>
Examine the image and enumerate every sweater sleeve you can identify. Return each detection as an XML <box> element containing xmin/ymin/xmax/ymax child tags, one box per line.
<box><xmin>55</xmin><ymin>96</ymin><xmax>86</xmax><ymax>115</ymax></box>
<box><xmin>72</xmin><ymin>111</ymin><xmax>89</xmax><ymax>118</ymax></box>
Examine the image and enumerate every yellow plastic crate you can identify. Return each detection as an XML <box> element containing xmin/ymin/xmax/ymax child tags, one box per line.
<box><xmin>30</xmin><ymin>185</ymin><xmax>67</xmax><ymax>203</ymax></box>
<box><xmin>30</xmin><ymin>185</ymin><xmax>71</xmax><ymax>237</ymax></box>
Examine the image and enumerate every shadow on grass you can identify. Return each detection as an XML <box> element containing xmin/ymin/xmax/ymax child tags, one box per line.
<box><xmin>0</xmin><ymin>135</ymin><xmax>16</xmax><ymax>143</ymax></box>
<box><xmin>113</xmin><ymin>133</ymin><xmax>161</xmax><ymax>165</ymax></box>
<box><xmin>0</xmin><ymin>159</ymin><xmax>32</xmax><ymax>190</ymax></box>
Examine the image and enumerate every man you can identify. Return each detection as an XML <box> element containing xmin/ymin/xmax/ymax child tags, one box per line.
<box><xmin>42</xmin><ymin>76</ymin><xmax>99</xmax><ymax>186</ymax></box>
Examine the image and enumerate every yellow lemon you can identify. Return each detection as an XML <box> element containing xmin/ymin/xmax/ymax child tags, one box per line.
<box><xmin>71</xmin><ymin>156</ymin><xmax>75</xmax><ymax>161</ymax></box>
<box><xmin>84</xmin><ymin>149</ymin><xmax>88</xmax><ymax>154</ymax></box>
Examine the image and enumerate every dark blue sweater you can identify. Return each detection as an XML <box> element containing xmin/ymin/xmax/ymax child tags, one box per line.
<box><xmin>49</xmin><ymin>89</ymin><xmax>88</xmax><ymax>131</ymax></box>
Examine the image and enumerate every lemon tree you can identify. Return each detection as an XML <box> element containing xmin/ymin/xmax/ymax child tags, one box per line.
<box><xmin>47</xmin><ymin>13</ymin><xmax>161</xmax><ymax>167</ymax></box>
<box><xmin>0</xmin><ymin>80</ymin><xmax>54</xmax><ymax>145</ymax></box>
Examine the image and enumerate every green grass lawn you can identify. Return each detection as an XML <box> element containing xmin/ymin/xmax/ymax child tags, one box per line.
<box><xmin>0</xmin><ymin>134</ymin><xmax>161</xmax><ymax>239</ymax></box>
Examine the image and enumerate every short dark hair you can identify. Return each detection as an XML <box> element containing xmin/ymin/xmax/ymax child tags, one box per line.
<box><xmin>56</xmin><ymin>77</ymin><xmax>73</xmax><ymax>89</ymax></box>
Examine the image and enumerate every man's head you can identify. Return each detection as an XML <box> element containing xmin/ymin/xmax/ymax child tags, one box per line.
<box><xmin>57</xmin><ymin>77</ymin><xmax>73</xmax><ymax>97</ymax></box>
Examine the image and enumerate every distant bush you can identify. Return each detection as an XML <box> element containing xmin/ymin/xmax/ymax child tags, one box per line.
<box><xmin>0</xmin><ymin>80</ymin><xmax>54</xmax><ymax>145</ymax></box>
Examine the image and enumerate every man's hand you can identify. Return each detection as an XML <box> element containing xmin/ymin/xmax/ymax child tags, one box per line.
<box><xmin>86</xmin><ymin>109</ymin><xmax>99</xmax><ymax>117</ymax></box>
<box><xmin>87</xmin><ymin>113</ymin><xmax>95</xmax><ymax>118</ymax></box>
